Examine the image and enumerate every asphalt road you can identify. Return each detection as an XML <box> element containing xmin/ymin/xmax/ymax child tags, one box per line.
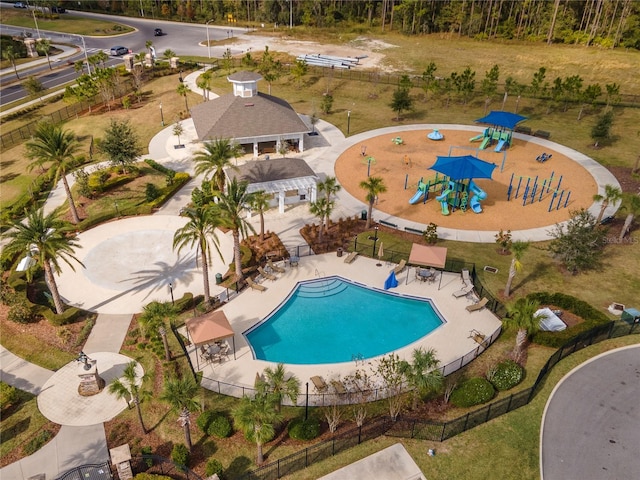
<box><xmin>0</xmin><ymin>3</ymin><xmax>248</xmax><ymax>105</ymax></box>
<box><xmin>540</xmin><ymin>344</ymin><xmax>640</xmax><ymax>480</ymax></box>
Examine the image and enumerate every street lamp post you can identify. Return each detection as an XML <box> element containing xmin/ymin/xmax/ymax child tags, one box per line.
<box><xmin>206</xmin><ymin>19</ymin><xmax>214</xmax><ymax>59</ymax></box>
<box><xmin>347</xmin><ymin>110</ymin><xmax>351</xmax><ymax>136</ymax></box>
<box><xmin>168</xmin><ymin>283</ymin><xmax>175</xmax><ymax>305</ymax></box>
<box><xmin>372</xmin><ymin>225</ymin><xmax>379</xmax><ymax>257</ymax></box>
<box><xmin>289</xmin><ymin>0</ymin><xmax>293</xmax><ymax>29</ymax></box>
<box><xmin>159</xmin><ymin>101</ymin><xmax>164</xmax><ymax>126</ymax></box>
<box><xmin>305</xmin><ymin>382</ymin><xmax>309</xmax><ymax>420</ymax></box>
<box><xmin>73</xmin><ymin>34</ymin><xmax>91</xmax><ymax>75</ymax></box>
<box><xmin>31</xmin><ymin>6</ymin><xmax>41</xmax><ymax>39</ymax></box>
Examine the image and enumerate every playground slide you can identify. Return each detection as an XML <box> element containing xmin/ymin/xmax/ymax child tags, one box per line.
<box><xmin>440</xmin><ymin>200</ymin><xmax>450</xmax><ymax>215</ymax></box>
<box><xmin>469</xmin><ymin>134</ymin><xmax>484</xmax><ymax>142</ymax></box>
<box><xmin>435</xmin><ymin>189</ymin><xmax>451</xmax><ymax>202</ymax></box>
<box><xmin>479</xmin><ymin>137</ymin><xmax>491</xmax><ymax>150</ymax></box>
<box><xmin>469</xmin><ymin>195</ymin><xmax>482</xmax><ymax>213</ymax></box>
<box><xmin>409</xmin><ymin>189</ymin><xmax>425</xmax><ymax>205</ymax></box>
<box><xmin>469</xmin><ymin>180</ymin><xmax>487</xmax><ymax>200</ymax></box>
<box><xmin>494</xmin><ymin>139</ymin><xmax>507</xmax><ymax>152</ymax></box>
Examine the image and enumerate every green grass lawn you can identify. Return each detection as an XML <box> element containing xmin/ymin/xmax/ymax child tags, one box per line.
<box><xmin>0</xmin><ymin>9</ymin><xmax>133</xmax><ymax>36</ymax></box>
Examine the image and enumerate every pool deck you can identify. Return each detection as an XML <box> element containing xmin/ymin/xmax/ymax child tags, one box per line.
<box><xmin>189</xmin><ymin>253</ymin><xmax>502</xmax><ymax>401</ymax></box>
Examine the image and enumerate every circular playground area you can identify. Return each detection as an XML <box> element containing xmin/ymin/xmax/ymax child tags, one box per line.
<box><xmin>335</xmin><ymin>127</ymin><xmax>597</xmax><ymax>232</ymax></box>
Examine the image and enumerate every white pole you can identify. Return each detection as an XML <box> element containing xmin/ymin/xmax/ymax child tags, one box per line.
<box><xmin>31</xmin><ymin>8</ymin><xmax>41</xmax><ymax>39</ymax></box>
<box><xmin>79</xmin><ymin>35</ymin><xmax>91</xmax><ymax>75</ymax></box>
<box><xmin>289</xmin><ymin>0</ymin><xmax>293</xmax><ymax>29</ymax></box>
<box><xmin>206</xmin><ymin>20</ymin><xmax>213</xmax><ymax>59</ymax></box>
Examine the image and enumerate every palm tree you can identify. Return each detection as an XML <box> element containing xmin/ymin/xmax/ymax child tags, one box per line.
<box><xmin>2</xmin><ymin>45</ymin><xmax>20</xmax><ymax>79</ymax></box>
<box><xmin>399</xmin><ymin>347</ymin><xmax>444</xmax><ymax>410</ymax></box>
<box><xmin>618</xmin><ymin>192</ymin><xmax>640</xmax><ymax>243</ymax></box>
<box><xmin>176</xmin><ymin>83</ymin><xmax>190</xmax><ymax>114</ymax></box>
<box><xmin>26</xmin><ymin>122</ymin><xmax>81</xmax><ymax>224</ymax></box>
<box><xmin>318</xmin><ymin>176</ymin><xmax>341</xmax><ymax>229</ymax></box>
<box><xmin>249</xmin><ymin>190</ymin><xmax>271</xmax><ymax>241</ymax></box>
<box><xmin>504</xmin><ymin>241</ymin><xmax>530</xmax><ymax>298</ymax></box>
<box><xmin>139</xmin><ymin>301</ymin><xmax>178</xmax><ymax>360</ymax></box>
<box><xmin>505</xmin><ymin>298</ymin><xmax>543</xmax><ymax>359</ymax></box>
<box><xmin>35</xmin><ymin>39</ymin><xmax>52</xmax><ymax>69</ymax></box>
<box><xmin>145</xmin><ymin>40</ymin><xmax>154</xmax><ymax>67</ymax></box>
<box><xmin>308</xmin><ymin>197</ymin><xmax>334</xmax><ymax>243</ymax></box>
<box><xmin>359</xmin><ymin>176</ymin><xmax>387</xmax><ymax>229</ymax></box>
<box><xmin>160</xmin><ymin>377</ymin><xmax>200</xmax><ymax>451</ymax></box>
<box><xmin>173</xmin><ymin>205</ymin><xmax>224</xmax><ymax>305</ymax></box>
<box><xmin>232</xmin><ymin>393</ymin><xmax>282</xmax><ymax>465</ymax></box>
<box><xmin>193</xmin><ymin>138</ymin><xmax>242</xmax><ymax>193</ymax></box>
<box><xmin>196</xmin><ymin>69</ymin><xmax>212</xmax><ymax>100</ymax></box>
<box><xmin>593</xmin><ymin>184</ymin><xmax>622</xmax><ymax>225</ymax></box>
<box><xmin>108</xmin><ymin>361</ymin><xmax>150</xmax><ymax>433</ymax></box>
<box><xmin>215</xmin><ymin>178</ymin><xmax>257</xmax><ymax>285</ymax></box>
<box><xmin>1</xmin><ymin>207</ymin><xmax>83</xmax><ymax>315</ymax></box>
<box><xmin>256</xmin><ymin>363</ymin><xmax>300</xmax><ymax>413</ymax></box>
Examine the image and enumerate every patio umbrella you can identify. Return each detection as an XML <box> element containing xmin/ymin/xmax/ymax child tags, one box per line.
<box><xmin>378</xmin><ymin>242</ymin><xmax>384</xmax><ymax>260</ymax></box>
<box><xmin>384</xmin><ymin>271</ymin><xmax>398</xmax><ymax>290</ymax></box>
<box><xmin>429</xmin><ymin>155</ymin><xmax>497</xmax><ymax>181</ymax></box>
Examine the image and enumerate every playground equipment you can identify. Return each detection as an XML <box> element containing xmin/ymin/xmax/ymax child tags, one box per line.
<box><xmin>392</xmin><ymin>136</ymin><xmax>404</xmax><ymax>145</ymax></box>
<box><xmin>427</xmin><ymin>129</ymin><xmax>444</xmax><ymax>141</ymax></box>
<box><xmin>507</xmin><ymin>172</ymin><xmax>571</xmax><ymax>211</ymax></box>
<box><xmin>435</xmin><ymin>181</ymin><xmax>455</xmax><ymax>216</ymax></box>
<box><xmin>407</xmin><ymin>174</ymin><xmax>447</xmax><ymax>205</ymax></box>
<box><xmin>471</xmin><ymin>127</ymin><xmax>512</xmax><ymax>151</ymax></box>
<box><xmin>536</xmin><ymin>152</ymin><xmax>552</xmax><ymax>162</ymax></box>
<box><xmin>468</xmin><ymin>180</ymin><xmax>487</xmax><ymax>214</ymax></box>
<box><xmin>363</xmin><ymin>155</ymin><xmax>376</xmax><ymax>177</ymax></box>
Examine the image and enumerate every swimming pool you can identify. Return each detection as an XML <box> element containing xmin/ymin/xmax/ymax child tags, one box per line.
<box><xmin>243</xmin><ymin>276</ymin><xmax>445</xmax><ymax>364</ymax></box>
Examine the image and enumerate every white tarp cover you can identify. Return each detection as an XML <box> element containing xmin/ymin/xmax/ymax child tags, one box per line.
<box><xmin>536</xmin><ymin>307</ymin><xmax>567</xmax><ymax>332</ymax></box>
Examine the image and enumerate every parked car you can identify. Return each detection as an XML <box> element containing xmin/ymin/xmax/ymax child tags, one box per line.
<box><xmin>14</xmin><ymin>2</ymin><xmax>27</xmax><ymax>8</ymax></box>
<box><xmin>154</xmin><ymin>28</ymin><xmax>163</xmax><ymax>36</ymax></box>
<box><xmin>51</xmin><ymin>6</ymin><xmax>66</xmax><ymax>13</ymax></box>
<box><xmin>110</xmin><ymin>46</ymin><xmax>128</xmax><ymax>56</ymax></box>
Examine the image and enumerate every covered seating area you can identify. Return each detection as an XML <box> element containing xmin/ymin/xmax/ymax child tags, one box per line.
<box><xmin>186</xmin><ymin>310</ymin><xmax>236</xmax><ymax>369</ymax></box>
<box><xmin>407</xmin><ymin>243</ymin><xmax>448</xmax><ymax>289</ymax></box>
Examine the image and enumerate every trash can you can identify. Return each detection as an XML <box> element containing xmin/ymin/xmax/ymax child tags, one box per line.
<box><xmin>215</xmin><ymin>273</ymin><xmax>223</xmax><ymax>285</ymax></box>
<box><xmin>361</xmin><ymin>209</ymin><xmax>367</xmax><ymax>220</ymax></box>
<box><xmin>337</xmin><ymin>247</ymin><xmax>343</xmax><ymax>257</ymax></box>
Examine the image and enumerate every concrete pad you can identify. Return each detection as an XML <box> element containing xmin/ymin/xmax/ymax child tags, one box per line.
<box><xmin>319</xmin><ymin>443</ymin><xmax>425</xmax><ymax>480</ymax></box>
<box><xmin>0</xmin><ymin>346</ymin><xmax>53</xmax><ymax>395</ymax></box>
<box><xmin>37</xmin><ymin>352</ymin><xmax>144</xmax><ymax>426</ymax></box>
<box><xmin>82</xmin><ymin>314</ymin><xmax>133</xmax><ymax>354</ymax></box>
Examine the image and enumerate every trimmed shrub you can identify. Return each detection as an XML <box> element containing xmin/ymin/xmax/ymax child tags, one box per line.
<box><xmin>196</xmin><ymin>411</ymin><xmax>216</xmax><ymax>433</ymax></box>
<box><xmin>133</xmin><ymin>474</ymin><xmax>171</xmax><ymax>480</ymax></box>
<box><xmin>171</xmin><ymin>443</ymin><xmax>189</xmax><ymax>468</ymax></box>
<box><xmin>288</xmin><ymin>417</ymin><xmax>321</xmax><ymax>441</ymax></box>
<box><xmin>450</xmin><ymin>378</ymin><xmax>495</xmax><ymax>408</ymax></box>
<box><xmin>487</xmin><ymin>360</ymin><xmax>524</xmax><ymax>391</ymax></box>
<box><xmin>1</xmin><ymin>382</ymin><xmax>18</xmax><ymax>410</ymax></box>
<box><xmin>23</xmin><ymin>429</ymin><xmax>54</xmax><ymax>455</ymax></box>
<box><xmin>197</xmin><ymin>411</ymin><xmax>232</xmax><ymax>438</ymax></box>
<box><xmin>8</xmin><ymin>297</ymin><xmax>36</xmax><ymax>324</ymax></box>
<box><xmin>43</xmin><ymin>306</ymin><xmax>81</xmax><ymax>326</ymax></box>
<box><xmin>145</xmin><ymin>183</ymin><xmax>160</xmax><ymax>202</ymax></box>
<box><xmin>205</xmin><ymin>458</ymin><xmax>224</xmax><ymax>477</ymax></box>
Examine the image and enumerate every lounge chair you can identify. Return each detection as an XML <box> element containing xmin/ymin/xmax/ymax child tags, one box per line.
<box><xmin>310</xmin><ymin>375</ymin><xmax>328</xmax><ymax>392</ymax></box>
<box><xmin>393</xmin><ymin>259</ymin><xmax>407</xmax><ymax>275</ymax></box>
<box><xmin>258</xmin><ymin>266</ymin><xmax>277</xmax><ymax>281</ymax></box>
<box><xmin>267</xmin><ymin>259</ymin><xmax>285</xmax><ymax>274</ymax></box>
<box><xmin>247</xmin><ymin>277</ymin><xmax>267</xmax><ymax>292</ymax></box>
<box><xmin>331</xmin><ymin>380</ymin><xmax>347</xmax><ymax>395</ymax></box>
<box><xmin>466</xmin><ymin>297</ymin><xmax>488</xmax><ymax>312</ymax></box>
<box><xmin>344</xmin><ymin>251</ymin><xmax>358</xmax><ymax>264</ymax></box>
<box><xmin>462</xmin><ymin>268</ymin><xmax>472</xmax><ymax>287</ymax></box>
<box><xmin>469</xmin><ymin>329</ymin><xmax>486</xmax><ymax>344</ymax></box>
<box><xmin>452</xmin><ymin>284</ymin><xmax>474</xmax><ymax>298</ymax></box>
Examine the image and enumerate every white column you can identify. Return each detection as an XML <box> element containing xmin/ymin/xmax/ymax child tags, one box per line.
<box><xmin>310</xmin><ymin>184</ymin><xmax>317</xmax><ymax>202</ymax></box>
<box><xmin>253</xmin><ymin>142</ymin><xmax>259</xmax><ymax>159</ymax></box>
<box><xmin>298</xmin><ymin>134</ymin><xmax>304</xmax><ymax>152</ymax></box>
<box><xmin>278</xmin><ymin>191</ymin><xmax>285</xmax><ymax>213</ymax></box>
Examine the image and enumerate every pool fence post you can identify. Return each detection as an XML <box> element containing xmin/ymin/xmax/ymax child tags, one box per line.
<box><xmin>353</xmin><ymin>235</ymin><xmax>358</xmax><ymax>251</ymax></box>
<box><xmin>305</xmin><ymin>382</ymin><xmax>309</xmax><ymax>420</ymax></box>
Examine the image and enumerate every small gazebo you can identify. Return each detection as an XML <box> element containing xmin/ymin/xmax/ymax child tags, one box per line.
<box><xmin>408</xmin><ymin>243</ymin><xmax>448</xmax><ymax>289</ymax></box>
<box><xmin>185</xmin><ymin>310</ymin><xmax>236</xmax><ymax>369</ymax></box>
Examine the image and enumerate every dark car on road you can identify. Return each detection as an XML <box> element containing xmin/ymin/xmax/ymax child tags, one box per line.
<box><xmin>14</xmin><ymin>2</ymin><xmax>27</xmax><ymax>8</ymax></box>
<box><xmin>110</xmin><ymin>46</ymin><xmax>129</xmax><ymax>56</ymax></box>
<box><xmin>154</xmin><ymin>28</ymin><xmax>163</xmax><ymax>36</ymax></box>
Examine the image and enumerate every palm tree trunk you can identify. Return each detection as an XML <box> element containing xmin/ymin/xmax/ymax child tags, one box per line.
<box><xmin>233</xmin><ymin>230</ymin><xmax>244</xmax><ymax>283</ymax></box>
<box><xmin>200</xmin><ymin>247</ymin><xmax>211</xmax><ymax>304</ymax></box>
<box><xmin>504</xmin><ymin>258</ymin><xmax>517</xmax><ymax>297</ymax></box>
<box><xmin>619</xmin><ymin>213</ymin><xmax>634</xmax><ymax>242</ymax></box>
<box><xmin>44</xmin><ymin>261</ymin><xmax>65</xmax><ymax>314</ymax></box>
<box><xmin>62</xmin><ymin>175</ymin><xmax>80</xmax><ymax>224</ymax></box>
<box><xmin>366</xmin><ymin>201</ymin><xmax>374</xmax><ymax>229</ymax></box>
<box><xmin>596</xmin><ymin>201</ymin><xmax>608</xmax><ymax>224</ymax></box>
<box><xmin>256</xmin><ymin>441</ymin><xmax>264</xmax><ymax>464</ymax></box>
<box><xmin>183</xmin><ymin>409</ymin><xmax>193</xmax><ymax>451</ymax></box>
<box><xmin>515</xmin><ymin>328</ymin><xmax>528</xmax><ymax>356</ymax></box>
<box><xmin>259</xmin><ymin>212</ymin><xmax>265</xmax><ymax>241</ymax></box>
<box><xmin>135</xmin><ymin>398</ymin><xmax>148</xmax><ymax>434</ymax></box>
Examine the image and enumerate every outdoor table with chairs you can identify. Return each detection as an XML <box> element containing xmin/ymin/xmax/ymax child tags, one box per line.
<box><xmin>199</xmin><ymin>341</ymin><xmax>230</xmax><ymax>364</ymax></box>
<box><xmin>416</xmin><ymin>267</ymin><xmax>436</xmax><ymax>283</ymax></box>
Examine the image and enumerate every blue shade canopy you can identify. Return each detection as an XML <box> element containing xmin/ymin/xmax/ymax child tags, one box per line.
<box><xmin>475</xmin><ymin>111</ymin><xmax>527</xmax><ymax>129</ymax></box>
<box><xmin>429</xmin><ymin>155</ymin><xmax>497</xmax><ymax>181</ymax></box>
<box><xmin>384</xmin><ymin>271</ymin><xmax>399</xmax><ymax>290</ymax></box>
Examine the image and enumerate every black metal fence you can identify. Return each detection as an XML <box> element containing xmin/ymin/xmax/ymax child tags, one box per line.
<box><xmin>237</xmin><ymin>417</ymin><xmax>393</xmax><ymax>480</ymax></box>
<box><xmin>129</xmin><ymin>455</ymin><xmax>204</xmax><ymax>480</ymax></box>
<box><xmin>56</xmin><ymin>462</ymin><xmax>113</xmax><ymax>480</ymax></box>
<box><xmin>386</xmin><ymin>319</ymin><xmax>639</xmax><ymax>442</ymax></box>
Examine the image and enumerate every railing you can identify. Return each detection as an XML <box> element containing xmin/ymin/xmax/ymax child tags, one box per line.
<box><xmin>56</xmin><ymin>462</ymin><xmax>113</xmax><ymax>480</ymax></box>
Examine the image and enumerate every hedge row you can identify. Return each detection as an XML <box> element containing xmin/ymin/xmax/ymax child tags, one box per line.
<box><xmin>528</xmin><ymin>292</ymin><xmax>610</xmax><ymax>347</ymax></box>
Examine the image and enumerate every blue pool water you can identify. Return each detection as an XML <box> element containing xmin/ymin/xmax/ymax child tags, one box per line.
<box><xmin>244</xmin><ymin>276</ymin><xmax>445</xmax><ymax>364</ymax></box>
